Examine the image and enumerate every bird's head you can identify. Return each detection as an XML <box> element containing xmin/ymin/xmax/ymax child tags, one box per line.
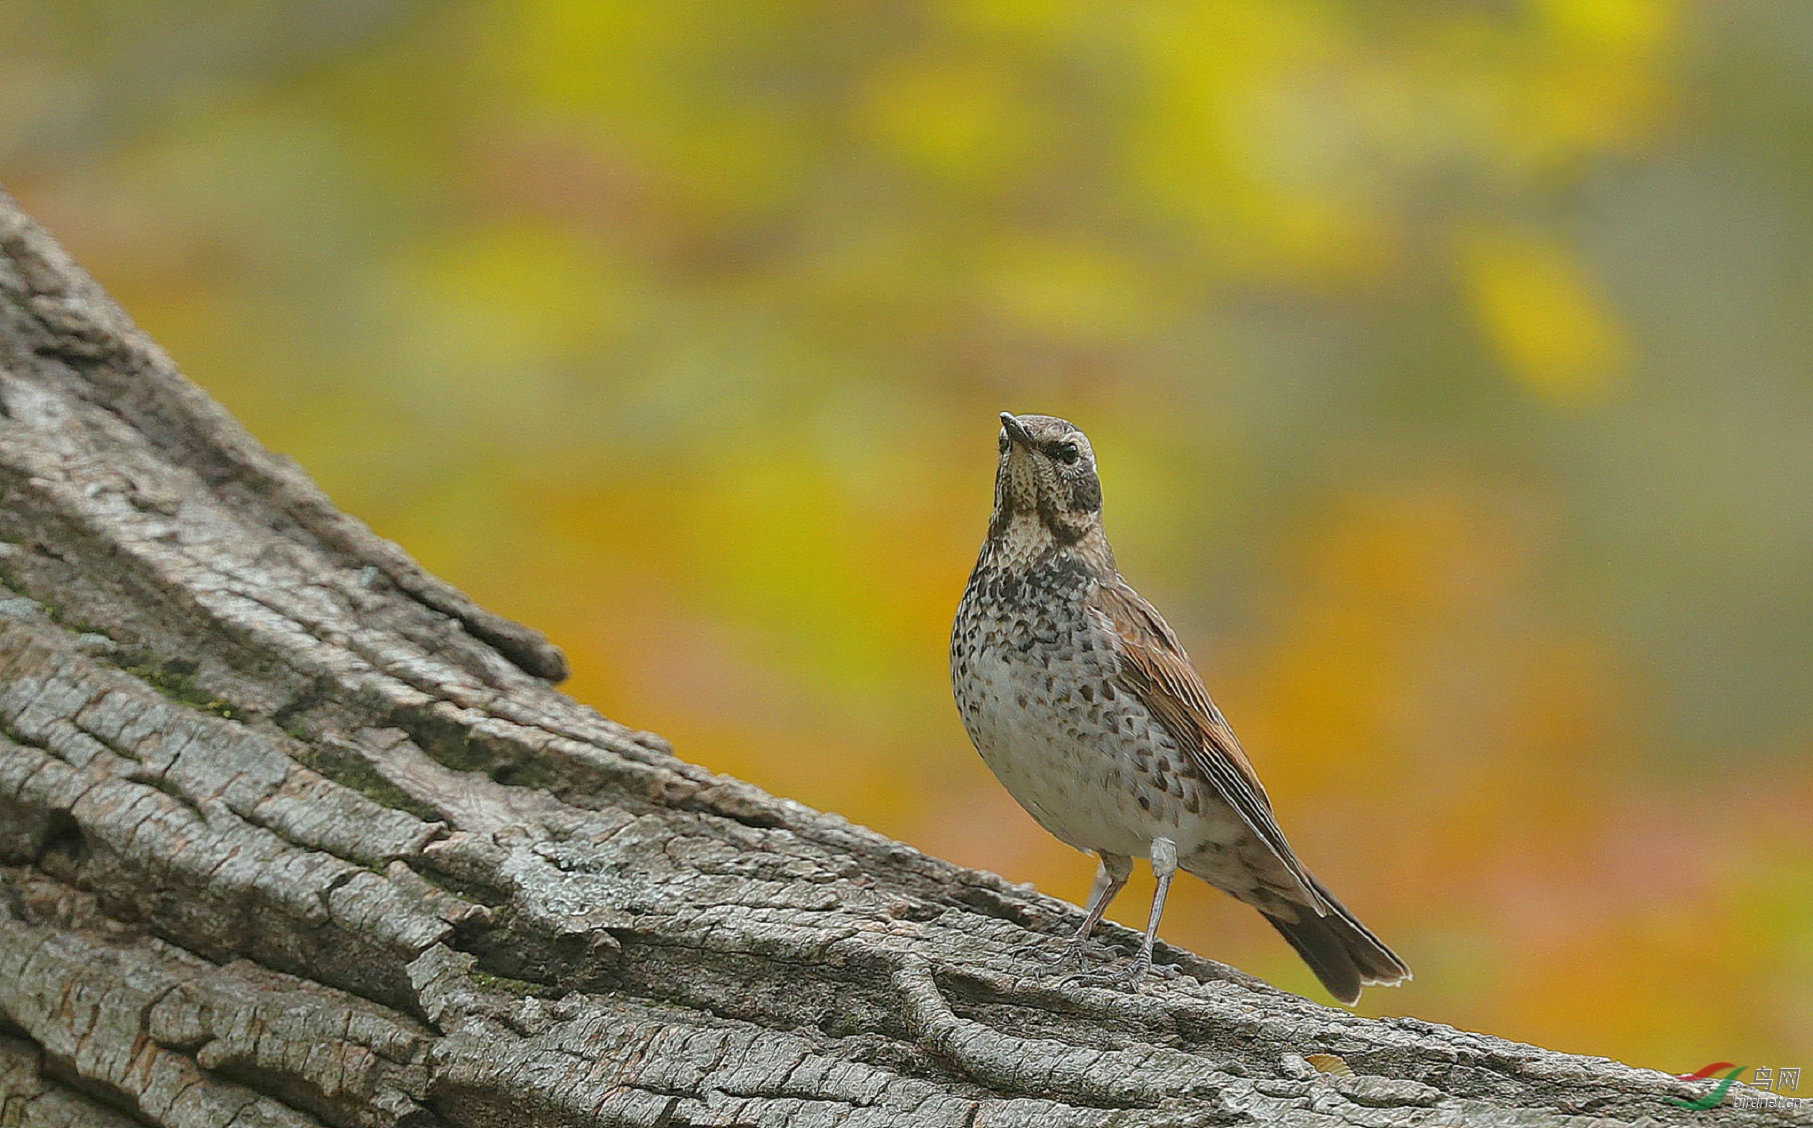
<box><xmin>988</xmin><ymin>412</ymin><xmax>1109</xmax><ymax>564</ymax></box>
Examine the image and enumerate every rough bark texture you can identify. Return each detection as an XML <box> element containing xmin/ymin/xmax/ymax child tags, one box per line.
<box><xmin>0</xmin><ymin>190</ymin><xmax>1797</xmax><ymax>1128</ymax></box>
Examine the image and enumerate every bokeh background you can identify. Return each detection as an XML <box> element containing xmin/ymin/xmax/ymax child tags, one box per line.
<box><xmin>5</xmin><ymin>0</ymin><xmax>1811</xmax><ymax>1078</ymax></box>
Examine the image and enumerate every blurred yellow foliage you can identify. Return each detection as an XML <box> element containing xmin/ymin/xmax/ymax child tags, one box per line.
<box><xmin>1462</xmin><ymin>227</ymin><xmax>1629</xmax><ymax>404</ymax></box>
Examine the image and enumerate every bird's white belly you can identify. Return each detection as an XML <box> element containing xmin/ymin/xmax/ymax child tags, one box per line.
<box><xmin>959</xmin><ymin>647</ymin><xmax>1172</xmax><ymax>859</ymax></box>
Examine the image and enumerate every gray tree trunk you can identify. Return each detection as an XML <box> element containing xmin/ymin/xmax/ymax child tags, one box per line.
<box><xmin>0</xmin><ymin>191</ymin><xmax>1793</xmax><ymax>1128</ymax></box>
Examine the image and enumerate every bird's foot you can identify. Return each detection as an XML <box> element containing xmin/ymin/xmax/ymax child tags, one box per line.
<box><xmin>1055</xmin><ymin>953</ymin><xmax>1182</xmax><ymax>992</ymax></box>
<box><xmin>1058</xmin><ymin>953</ymin><xmax>1153</xmax><ymax>993</ymax></box>
<box><xmin>1011</xmin><ymin>935</ymin><xmax>1098</xmax><ymax>973</ymax></box>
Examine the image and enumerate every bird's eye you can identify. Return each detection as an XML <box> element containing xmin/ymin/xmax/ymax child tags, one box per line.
<box><xmin>1055</xmin><ymin>442</ymin><xmax>1080</xmax><ymax>465</ymax></box>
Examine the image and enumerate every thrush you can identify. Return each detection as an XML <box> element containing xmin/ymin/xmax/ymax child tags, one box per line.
<box><xmin>950</xmin><ymin>412</ymin><xmax>1410</xmax><ymax>1003</ymax></box>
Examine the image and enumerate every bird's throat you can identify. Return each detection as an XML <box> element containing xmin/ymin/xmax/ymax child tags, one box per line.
<box><xmin>984</xmin><ymin>511</ymin><xmax>1115</xmax><ymax>577</ymax></box>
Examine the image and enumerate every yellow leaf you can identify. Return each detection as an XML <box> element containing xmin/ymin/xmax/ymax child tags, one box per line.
<box><xmin>1460</xmin><ymin>227</ymin><xmax>1628</xmax><ymax>406</ymax></box>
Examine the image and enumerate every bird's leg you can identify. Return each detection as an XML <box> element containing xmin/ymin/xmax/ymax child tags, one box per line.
<box><xmin>1062</xmin><ymin>838</ymin><xmax>1176</xmax><ymax>990</ymax></box>
<box><xmin>1015</xmin><ymin>852</ymin><xmax>1130</xmax><ymax>970</ymax></box>
<box><xmin>1124</xmin><ymin>837</ymin><xmax>1177</xmax><ymax>984</ymax></box>
<box><xmin>1059</xmin><ymin>852</ymin><xmax>1133</xmax><ymax>967</ymax></box>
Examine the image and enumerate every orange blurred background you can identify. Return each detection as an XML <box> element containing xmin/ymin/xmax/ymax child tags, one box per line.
<box><xmin>5</xmin><ymin>0</ymin><xmax>1810</xmax><ymax>1077</ymax></box>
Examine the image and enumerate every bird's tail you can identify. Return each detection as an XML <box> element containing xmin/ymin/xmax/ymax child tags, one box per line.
<box><xmin>1262</xmin><ymin>872</ymin><xmax>1409</xmax><ymax>1006</ymax></box>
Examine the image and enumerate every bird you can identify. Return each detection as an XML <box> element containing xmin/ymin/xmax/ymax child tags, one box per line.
<box><xmin>950</xmin><ymin>412</ymin><xmax>1409</xmax><ymax>1003</ymax></box>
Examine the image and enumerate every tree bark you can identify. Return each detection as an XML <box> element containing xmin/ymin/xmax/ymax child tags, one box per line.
<box><xmin>0</xmin><ymin>191</ymin><xmax>1793</xmax><ymax>1128</ymax></box>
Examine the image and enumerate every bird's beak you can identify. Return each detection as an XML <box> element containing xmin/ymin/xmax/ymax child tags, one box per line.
<box><xmin>999</xmin><ymin>412</ymin><xmax>1034</xmax><ymax>447</ymax></box>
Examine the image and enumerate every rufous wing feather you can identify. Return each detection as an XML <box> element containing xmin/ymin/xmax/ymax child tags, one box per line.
<box><xmin>1087</xmin><ymin>578</ymin><xmax>1328</xmax><ymax>912</ymax></box>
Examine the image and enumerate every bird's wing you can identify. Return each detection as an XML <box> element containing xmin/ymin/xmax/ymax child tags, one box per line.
<box><xmin>1088</xmin><ymin>577</ymin><xmax>1327</xmax><ymax>912</ymax></box>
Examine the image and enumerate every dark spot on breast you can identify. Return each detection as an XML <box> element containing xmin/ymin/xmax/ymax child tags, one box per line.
<box><xmin>1137</xmin><ymin>795</ymin><xmax>1151</xmax><ymax>811</ymax></box>
<box><xmin>1080</xmin><ymin>684</ymin><xmax>1094</xmax><ymax>702</ymax></box>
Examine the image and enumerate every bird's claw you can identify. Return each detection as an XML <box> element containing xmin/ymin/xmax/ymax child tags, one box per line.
<box><xmin>1010</xmin><ymin>938</ymin><xmax>1093</xmax><ymax>972</ymax></box>
<box><xmin>1051</xmin><ymin>950</ymin><xmax>1187</xmax><ymax>990</ymax></box>
<box><xmin>1058</xmin><ymin>955</ymin><xmax>1153</xmax><ymax>993</ymax></box>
